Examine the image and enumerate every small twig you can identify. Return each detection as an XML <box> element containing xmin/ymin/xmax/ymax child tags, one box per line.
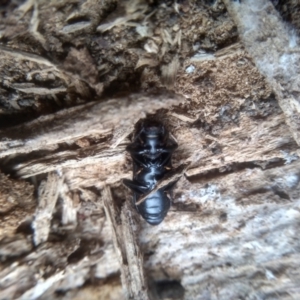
<box><xmin>135</xmin><ymin>163</ymin><xmax>190</xmax><ymax>206</ymax></box>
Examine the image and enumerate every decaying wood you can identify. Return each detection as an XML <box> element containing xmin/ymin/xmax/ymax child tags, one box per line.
<box><xmin>102</xmin><ymin>186</ymin><xmax>149</xmax><ymax>300</ymax></box>
<box><xmin>223</xmin><ymin>0</ymin><xmax>300</xmax><ymax>146</ymax></box>
<box><xmin>141</xmin><ymin>159</ymin><xmax>300</xmax><ymax>299</ymax></box>
<box><xmin>0</xmin><ymin>93</ymin><xmax>184</xmax><ymax>159</ymax></box>
<box><xmin>14</xmin><ymin>145</ymin><xmax>126</xmax><ymax>179</ymax></box>
<box><xmin>0</xmin><ymin>171</ymin><xmax>35</xmax><ymax>239</ymax></box>
<box><xmin>185</xmin><ymin>113</ymin><xmax>299</xmax><ymax>179</ymax></box>
<box><xmin>121</xmin><ymin>201</ymin><xmax>149</xmax><ymax>300</ymax></box>
<box><xmin>0</xmin><ymin>175</ymin><xmax>121</xmax><ymax>299</ymax></box>
<box><xmin>32</xmin><ymin>172</ymin><xmax>63</xmax><ymax>246</ymax></box>
<box><xmin>0</xmin><ymin>0</ymin><xmax>300</xmax><ymax>299</ymax></box>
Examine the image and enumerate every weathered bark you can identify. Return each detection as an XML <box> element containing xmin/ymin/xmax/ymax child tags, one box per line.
<box><xmin>0</xmin><ymin>0</ymin><xmax>300</xmax><ymax>299</ymax></box>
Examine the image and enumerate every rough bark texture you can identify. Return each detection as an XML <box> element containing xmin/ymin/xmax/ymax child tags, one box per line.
<box><xmin>0</xmin><ymin>0</ymin><xmax>300</xmax><ymax>299</ymax></box>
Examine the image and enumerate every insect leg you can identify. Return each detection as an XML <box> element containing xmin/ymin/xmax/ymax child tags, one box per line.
<box><xmin>126</xmin><ymin>145</ymin><xmax>149</xmax><ymax>167</ymax></box>
<box><xmin>157</xmin><ymin>143</ymin><xmax>178</xmax><ymax>167</ymax></box>
<box><xmin>123</xmin><ymin>179</ymin><xmax>148</xmax><ymax>194</ymax></box>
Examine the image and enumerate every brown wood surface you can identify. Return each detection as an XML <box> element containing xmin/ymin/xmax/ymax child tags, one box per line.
<box><xmin>0</xmin><ymin>1</ymin><xmax>300</xmax><ymax>299</ymax></box>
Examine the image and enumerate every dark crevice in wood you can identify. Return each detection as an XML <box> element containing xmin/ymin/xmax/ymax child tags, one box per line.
<box><xmin>187</xmin><ymin>157</ymin><xmax>287</xmax><ymax>182</ymax></box>
<box><xmin>152</xmin><ymin>279</ymin><xmax>185</xmax><ymax>300</ymax></box>
<box><xmin>15</xmin><ymin>218</ymin><xmax>34</xmax><ymax>236</ymax></box>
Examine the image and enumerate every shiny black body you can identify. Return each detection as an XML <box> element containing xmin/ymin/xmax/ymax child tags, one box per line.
<box><xmin>123</xmin><ymin>119</ymin><xmax>178</xmax><ymax>225</ymax></box>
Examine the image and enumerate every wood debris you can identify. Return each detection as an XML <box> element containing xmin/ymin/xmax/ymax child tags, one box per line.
<box><xmin>0</xmin><ymin>0</ymin><xmax>300</xmax><ymax>299</ymax></box>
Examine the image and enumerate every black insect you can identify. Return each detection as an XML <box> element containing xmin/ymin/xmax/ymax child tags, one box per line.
<box><xmin>123</xmin><ymin>118</ymin><xmax>178</xmax><ymax>225</ymax></box>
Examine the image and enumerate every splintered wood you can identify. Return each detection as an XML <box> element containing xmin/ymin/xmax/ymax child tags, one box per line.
<box><xmin>184</xmin><ymin>113</ymin><xmax>298</xmax><ymax>179</ymax></box>
<box><xmin>102</xmin><ymin>186</ymin><xmax>149</xmax><ymax>300</ymax></box>
<box><xmin>32</xmin><ymin>172</ymin><xmax>63</xmax><ymax>246</ymax></box>
<box><xmin>15</xmin><ymin>145</ymin><xmax>126</xmax><ymax>178</ymax></box>
<box><xmin>0</xmin><ymin>0</ymin><xmax>300</xmax><ymax>299</ymax></box>
<box><xmin>0</xmin><ymin>93</ymin><xmax>184</xmax><ymax>159</ymax></box>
